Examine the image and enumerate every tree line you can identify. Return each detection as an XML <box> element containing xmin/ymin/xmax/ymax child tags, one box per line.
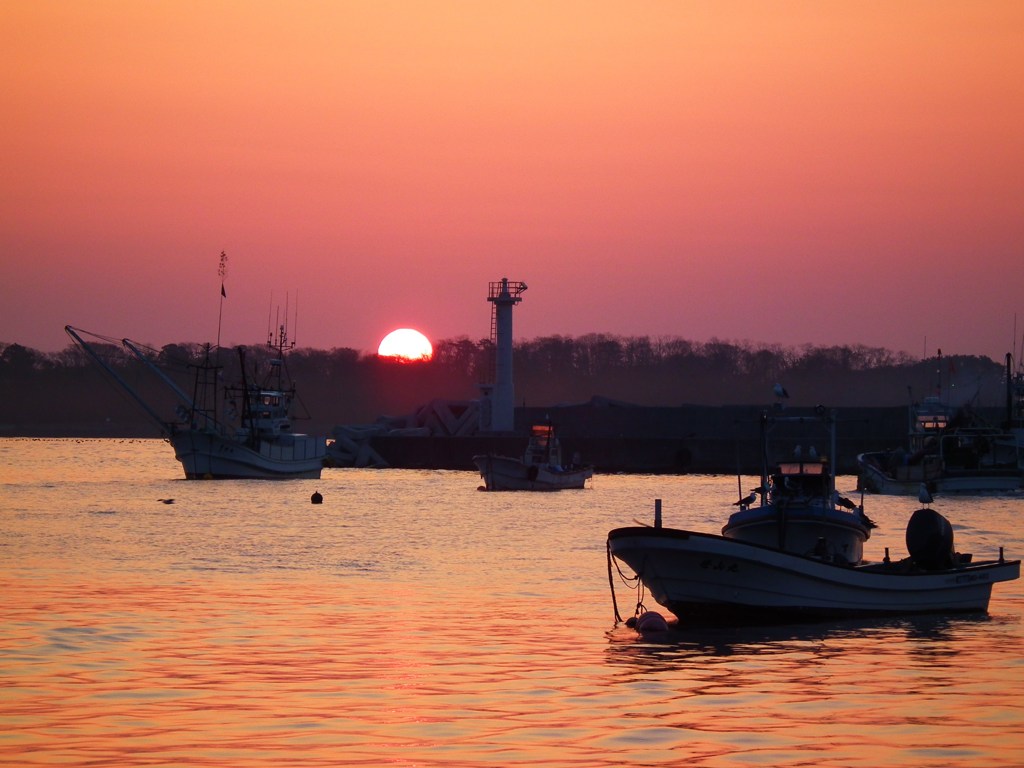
<box><xmin>0</xmin><ymin>334</ymin><xmax>1010</xmax><ymax>436</ymax></box>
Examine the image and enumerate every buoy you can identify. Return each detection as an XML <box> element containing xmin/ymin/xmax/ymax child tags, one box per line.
<box><xmin>310</xmin><ymin>491</ymin><xmax>323</xmax><ymax>505</ymax></box>
<box><xmin>633</xmin><ymin>611</ymin><xmax>670</xmax><ymax>636</ymax></box>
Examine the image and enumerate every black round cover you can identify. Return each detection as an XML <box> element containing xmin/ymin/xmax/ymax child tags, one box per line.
<box><xmin>905</xmin><ymin>507</ymin><xmax>956</xmax><ymax>570</ymax></box>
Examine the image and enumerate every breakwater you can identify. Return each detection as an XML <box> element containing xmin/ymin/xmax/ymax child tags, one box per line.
<box><xmin>370</xmin><ymin>402</ymin><xmax>931</xmax><ymax>474</ymax></box>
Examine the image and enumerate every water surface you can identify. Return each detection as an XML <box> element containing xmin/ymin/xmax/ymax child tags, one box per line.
<box><xmin>1</xmin><ymin>438</ymin><xmax>1022</xmax><ymax>766</ymax></box>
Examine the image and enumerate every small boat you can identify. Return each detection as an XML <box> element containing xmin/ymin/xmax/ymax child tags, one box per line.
<box><xmin>66</xmin><ymin>325</ymin><xmax>326</xmax><ymax>480</ymax></box>
<box><xmin>473</xmin><ymin>423</ymin><xmax>593</xmax><ymax>491</ymax></box>
<box><xmin>857</xmin><ymin>396</ymin><xmax>1021</xmax><ymax>495</ymax></box>
<box><xmin>607</xmin><ymin>506</ymin><xmax>1019</xmax><ymax>627</ymax></box>
<box><xmin>606</xmin><ymin>408</ymin><xmax>1019</xmax><ymax>627</ymax></box>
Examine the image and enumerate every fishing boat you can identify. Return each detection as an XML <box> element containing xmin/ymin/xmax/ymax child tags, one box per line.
<box><xmin>856</xmin><ymin>396</ymin><xmax>1021</xmax><ymax>495</ymax></box>
<box><xmin>606</xmin><ymin>408</ymin><xmax>1019</xmax><ymax>627</ymax></box>
<box><xmin>995</xmin><ymin>351</ymin><xmax>1024</xmax><ymax>464</ymax></box>
<box><xmin>473</xmin><ymin>423</ymin><xmax>593</xmax><ymax>491</ymax></box>
<box><xmin>66</xmin><ymin>325</ymin><xmax>326</xmax><ymax>480</ymax></box>
<box><xmin>607</xmin><ymin>504</ymin><xmax>1019</xmax><ymax>627</ymax></box>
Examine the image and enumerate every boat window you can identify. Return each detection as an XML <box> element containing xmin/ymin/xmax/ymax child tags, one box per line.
<box><xmin>776</xmin><ymin>461</ymin><xmax>826</xmax><ymax>476</ymax></box>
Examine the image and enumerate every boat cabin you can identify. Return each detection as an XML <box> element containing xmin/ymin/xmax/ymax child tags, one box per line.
<box><xmin>769</xmin><ymin>458</ymin><xmax>832</xmax><ymax>502</ymax></box>
<box><xmin>523</xmin><ymin>424</ymin><xmax>563</xmax><ymax>468</ymax></box>
<box><xmin>245</xmin><ymin>386</ymin><xmax>293</xmax><ymax>437</ymax></box>
<box><xmin>914</xmin><ymin>398</ymin><xmax>949</xmax><ymax>433</ymax></box>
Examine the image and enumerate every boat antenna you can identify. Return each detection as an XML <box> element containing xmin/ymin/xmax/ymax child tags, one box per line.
<box><xmin>735</xmin><ymin>440</ymin><xmax>743</xmax><ymax>501</ymax></box>
<box><xmin>266</xmin><ymin>291</ymin><xmax>274</xmax><ymax>346</ymax></box>
<box><xmin>216</xmin><ymin>250</ymin><xmax>228</xmax><ymax>352</ymax></box>
<box><xmin>265</xmin><ymin>292</ymin><xmax>298</xmax><ymax>355</ymax></box>
<box><xmin>1014</xmin><ymin>313</ymin><xmax>1022</xmax><ymax>371</ymax></box>
<box><xmin>284</xmin><ymin>291</ymin><xmax>291</xmax><ymax>348</ymax></box>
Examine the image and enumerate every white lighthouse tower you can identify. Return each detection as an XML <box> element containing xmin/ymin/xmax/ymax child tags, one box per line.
<box><xmin>479</xmin><ymin>277</ymin><xmax>527</xmax><ymax>433</ymax></box>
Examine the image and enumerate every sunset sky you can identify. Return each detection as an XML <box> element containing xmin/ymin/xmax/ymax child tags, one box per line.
<box><xmin>3</xmin><ymin>2</ymin><xmax>1022</xmax><ymax>362</ymax></box>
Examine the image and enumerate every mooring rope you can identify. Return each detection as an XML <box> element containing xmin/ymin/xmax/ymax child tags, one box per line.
<box><xmin>606</xmin><ymin>539</ymin><xmax>623</xmax><ymax>624</ymax></box>
<box><xmin>607</xmin><ymin>539</ymin><xmax>650</xmax><ymax>624</ymax></box>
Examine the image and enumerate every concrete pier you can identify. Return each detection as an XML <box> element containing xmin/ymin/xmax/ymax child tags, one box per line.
<box><xmin>371</xmin><ymin>401</ymin><xmax>921</xmax><ymax>474</ymax></box>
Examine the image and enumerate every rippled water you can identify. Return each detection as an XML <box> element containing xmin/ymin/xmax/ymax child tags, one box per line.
<box><xmin>1</xmin><ymin>438</ymin><xmax>1022</xmax><ymax>767</ymax></box>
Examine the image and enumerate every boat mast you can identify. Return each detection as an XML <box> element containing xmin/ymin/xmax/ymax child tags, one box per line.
<box><xmin>266</xmin><ymin>296</ymin><xmax>296</xmax><ymax>393</ymax></box>
<box><xmin>827</xmin><ymin>408</ymin><xmax>837</xmax><ymax>499</ymax></box>
<box><xmin>237</xmin><ymin>346</ymin><xmax>258</xmax><ymax>443</ymax></box>
<box><xmin>1007</xmin><ymin>353</ymin><xmax>1014</xmax><ymax>429</ymax></box>
<box><xmin>759</xmin><ymin>410</ymin><xmax>769</xmax><ymax>495</ymax></box>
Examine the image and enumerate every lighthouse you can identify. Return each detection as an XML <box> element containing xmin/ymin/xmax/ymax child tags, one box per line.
<box><xmin>479</xmin><ymin>278</ymin><xmax>527</xmax><ymax>432</ymax></box>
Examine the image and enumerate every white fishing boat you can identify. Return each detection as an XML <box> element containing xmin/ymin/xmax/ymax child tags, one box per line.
<box><xmin>165</xmin><ymin>338</ymin><xmax>326</xmax><ymax>480</ymax></box>
<box><xmin>607</xmin><ymin>506</ymin><xmax>1019</xmax><ymax>627</ymax></box>
<box><xmin>856</xmin><ymin>396</ymin><xmax>1021</xmax><ymax>495</ymax></box>
<box><xmin>473</xmin><ymin>423</ymin><xmax>593</xmax><ymax>491</ymax></box>
<box><xmin>66</xmin><ymin>325</ymin><xmax>326</xmax><ymax>480</ymax></box>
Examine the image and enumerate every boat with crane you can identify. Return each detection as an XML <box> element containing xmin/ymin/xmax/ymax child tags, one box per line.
<box><xmin>66</xmin><ymin>304</ymin><xmax>326</xmax><ymax>479</ymax></box>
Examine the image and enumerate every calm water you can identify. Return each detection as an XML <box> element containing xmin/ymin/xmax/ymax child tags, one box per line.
<box><xmin>1</xmin><ymin>438</ymin><xmax>1022</xmax><ymax>767</ymax></box>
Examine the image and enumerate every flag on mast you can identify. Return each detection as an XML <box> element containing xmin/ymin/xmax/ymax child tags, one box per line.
<box><xmin>218</xmin><ymin>250</ymin><xmax>228</xmax><ymax>297</ymax></box>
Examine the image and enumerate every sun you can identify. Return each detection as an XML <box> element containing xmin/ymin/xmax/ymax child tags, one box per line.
<box><xmin>377</xmin><ymin>328</ymin><xmax>433</xmax><ymax>362</ymax></box>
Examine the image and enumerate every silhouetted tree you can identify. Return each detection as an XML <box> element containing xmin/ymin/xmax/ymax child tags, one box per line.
<box><xmin>0</xmin><ymin>334</ymin><xmax>1010</xmax><ymax>434</ymax></box>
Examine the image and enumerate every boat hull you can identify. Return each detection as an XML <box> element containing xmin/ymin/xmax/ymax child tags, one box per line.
<box><xmin>473</xmin><ymin>454</ymin><xmax>592</xmax><ymax>491</ymax></box>
<box><xmin>608</xmin><ymin>526</ymin><xmax>1019</xmax><ymax>625</ymax></box>
<box><xmin>171</xmin><ymin>430</ymin><xmax>326</xmax><ymax>480</ymax></box>
<box><xmin>857</xmin><ymin>452</ymin><xmax>1021</xmax><ymax>495</ymax></box>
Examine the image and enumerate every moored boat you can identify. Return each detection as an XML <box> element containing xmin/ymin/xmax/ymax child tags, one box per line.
<box><xmin>607</xmin><ymin>507</ymin><xmax>1019</xmax><ymax>627</ymax></box>
<box><xmin>473</xmin><ymin>423</ymin><xmax>593</xmax><ymax>491</ymax></box>
<box><xmin>856</xmin><ymin>395</ymin><xmax>1021</xmax><ymax>495</ymax></box>
<box><xmin>995</xmin><ymin>351</ymin><xmax>1024</xmax><ymax>464</ymax></box>
<box><xmin>66</xmin><ymin>324</ymin><xmax>326</xmax><ymax>480</ymax></box>
<box><xmin>165</xmin><ymin>337</ymin><xmax>326</xmax><ymax>480</ymax></box>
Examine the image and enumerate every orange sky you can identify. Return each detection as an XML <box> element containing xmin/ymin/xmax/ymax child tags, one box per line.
<box><xmin>3</xmin><ymin>2</ymin><xmax>1023</xmax><ymax>362</ymax></box>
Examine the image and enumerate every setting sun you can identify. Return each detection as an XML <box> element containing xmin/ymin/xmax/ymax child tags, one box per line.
<box><xmin>377</xmin><ymin>328</ymin><xmax>433</xmax><ymax>362</ymax></box>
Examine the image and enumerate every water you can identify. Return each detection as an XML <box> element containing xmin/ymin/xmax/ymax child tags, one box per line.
<box><xmin>1</xmin><ymin>438</ymin><xmax>1022</xmax><ymax>767</ymax></box>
